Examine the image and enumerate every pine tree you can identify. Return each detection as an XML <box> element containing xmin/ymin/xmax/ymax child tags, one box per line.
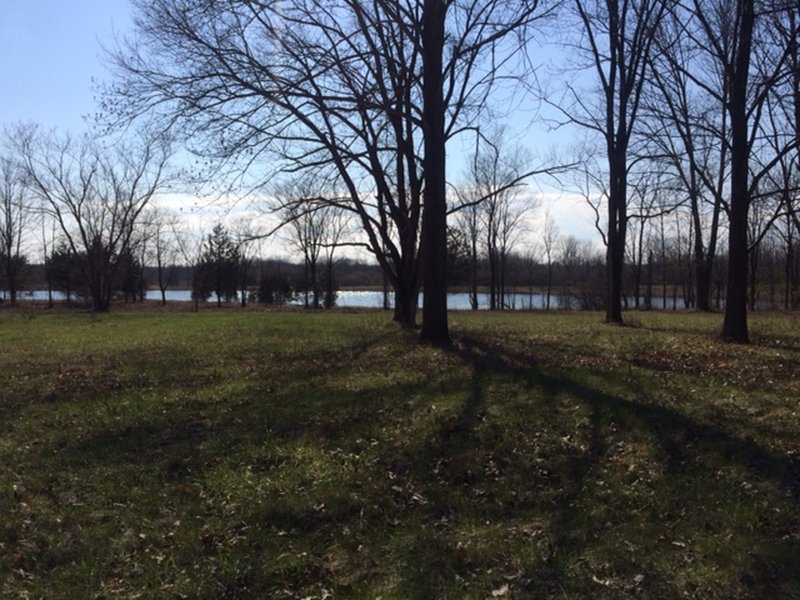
<box><xmin>194</xmin><ymin>224</ymin><xmax>240</xmax><ymax>307</ymax></box>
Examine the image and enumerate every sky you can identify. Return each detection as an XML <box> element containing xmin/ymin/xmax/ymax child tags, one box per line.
<box><xmin>0</xmin><ymin>0</ymin><xmax>132</xmax><ymax>132</ymax></box>
<box><xmin>0</xmin><ymin>1</ymin><xmax>602</xmax><ymax>255</ymax></box>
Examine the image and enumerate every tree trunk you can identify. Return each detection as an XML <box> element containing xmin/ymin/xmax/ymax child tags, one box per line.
<box><xmin>158</xmin><ymin>262</ymin><xmax>167</xmax><ymax>306</ymax></box>
<box><xmin>722</xmin><ymin>0</ymin><xmax>754</xmax><ymax>343</ymax></box>
<box><xmin>420</xmin><ymin>0</ymin><xmax>449</xmax><ymax>344</ymax></box>
<box><xmin>605</xmin><ymin>140</ymin><xmax>627</xmax><ymax>323</ymax></box>
<box><xmin>723</xmin><ymin>195</ymin><xmax>750</xmax><ymax>341</ymax></box>
<box><xmin>393</xmin><ymin>285</ymin><xmax>417</xmax><ymax>328</ymax></box>
<box><xmin>469</xmin><ymin>235</ymin><xmax>478</xmax><ymax>310</ymax></box>
<box><xmin>324</xmin><ymin>257</ymin><xmax>335</xmax><ymax>309</ymax></box>
<box><xmin>546</xmin><ymin>261</ymin><xmax>553</xmax><ymax>310</ymax></box>
<box><xmin>696</xmin><ymin>259</ymin><xmax>712</xmax><ymax>312</ymax></box>
<box><xmin>606</xmin><ymin>206</ymin><xmax>626</xmax><ymax>323</ymax></box>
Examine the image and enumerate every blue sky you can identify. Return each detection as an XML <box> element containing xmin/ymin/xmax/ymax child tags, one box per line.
<box><xmin>0</xmin><ymin>0</ymin><xmax>132</xmax><ymax>131</ymax></box>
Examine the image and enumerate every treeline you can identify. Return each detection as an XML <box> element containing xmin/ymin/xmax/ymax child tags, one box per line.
<box><xmin>1</xmin><ymin>120</ymin><xmax>798</xmax><ymax>315</ymax></box>
<box><xmin>8</xmin><ymin>218</ymin><xmax>798</xmax><ymax>315</ymax></box>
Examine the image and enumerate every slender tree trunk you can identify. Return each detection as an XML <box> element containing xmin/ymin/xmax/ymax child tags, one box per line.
<box><xmin>420</xmin><ymin>0</ymin><xmax>449</xmax><ymax>344</ymax></box>
<box><xmin>786</xmin><ymin>214</ymin><xmax>794</xmax><ymax>310</ymax></box>
<box><xmin>324</xmin><ymin>257</ymin><xmax>335</xmax><ymax>309</ymax></box>
<box><xmin>645</xmin><ymin>250</ymin><xmax>653</xmax><ymax>310</ymax></box>
<box><xmin>546</xmin><ymin>260</ymin><xmax>553</xmax><ymax>310</ymax></box>
<box><xmin>157</xmin><ymin>262</ymin><xmax>167</xmax><ymax>306</ymax></box>
<box><xmin>469</xmin><ymin>236</ymin><xmax>478</xmax><ymax>310</ymax></box>
<box><xmin>748</xmin><ymin>243</ymin><xmax>759</xmax><ymax>311</ymax></box>
<box><xmin>606</xmin><ymin>149</ymin><xmax>627</xmax><ymax>323</ymax></box>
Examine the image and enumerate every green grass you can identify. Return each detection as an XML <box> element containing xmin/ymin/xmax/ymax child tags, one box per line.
<box><xmin>1</xmin><ymin>308</ymin><xmax>799</xmax><ymax>598</ymax></box>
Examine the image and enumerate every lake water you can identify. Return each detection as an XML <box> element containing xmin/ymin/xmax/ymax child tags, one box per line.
<box><xmin>8</xmin><ymin>289</ymin><xmax>688</xmax><ymax>310</ymax></box>
<box><xmin>12</xmin><ymin>289</ymin><xmax>546</xmax><ymax>309</ymax></box>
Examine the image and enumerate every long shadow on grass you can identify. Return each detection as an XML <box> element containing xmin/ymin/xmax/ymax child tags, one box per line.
<box><xmin>456</xmin><ymin>333</ymin><xmax>800</xmax><ymax>496</ymax></box>
<box><xmin>235</xmin><ymin>330</ymin><xmax>800</xmax><ymax>598</ymax></box>
<box><xmin>19</xmin><ymin>326</ymin><xmax>800</xmax><ymax>598</ymax></box>
<box><xmin>432</xmin><ymin>333</ymin><xmax>800</xmax><ymax>597</ymax></box>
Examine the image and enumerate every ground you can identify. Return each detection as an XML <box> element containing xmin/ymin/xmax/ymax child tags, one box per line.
<box><xmin>0</xmin><ymin>308</ymin><xmax>799</xmax><ymax>598</ymax></box>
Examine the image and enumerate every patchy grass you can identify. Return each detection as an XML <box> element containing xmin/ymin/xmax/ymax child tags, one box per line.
<box><xmin>1</xmin><ymin>308</ymin><xmax>799</xmax><ymax>598</ymax></box>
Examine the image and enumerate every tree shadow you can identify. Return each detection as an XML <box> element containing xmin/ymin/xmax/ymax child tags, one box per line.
<box><xmin>421</xmin><ymin>332</ymin><xmax>800</xmax><ymax>596</ymax></box>
<box><xmin>9</xmin><ymin>324</ymin><xmax>800</xmax><ymax>598</ymax></box>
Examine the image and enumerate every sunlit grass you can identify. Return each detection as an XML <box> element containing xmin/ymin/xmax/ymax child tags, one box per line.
<box><xmin>1</xmin><ymin>307</ymin><xmax>799</xmax><ymax>598</ymax></box>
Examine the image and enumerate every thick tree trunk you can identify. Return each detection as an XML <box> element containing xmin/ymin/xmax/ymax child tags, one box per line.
<box><xmin>604</xmin><ymin>93</ymin><xmax>628</xmax><ymax>323</ymax></box>
<box><xmin>606</xmin><ymin>182</ymin><xmax>626</xmax><ymax>323</ymax></box>
<box><xmin>420</xmin><ymin>0</ymin><xmax>449</xmax><ymax>344</ymax></box>
<box><xmin>393</xmin><ymin>285</ymin><xmax>418</xmax><ymax>329</ymax></box>
<box><xmin>722</xmin><ymin>0</ymin><xmax>754</xmax><ymax>343</ymax></box>
<box><xmin>723</xmin><ymin>196</ymin><xmax>750</xmax><ymax>341</ymax></box>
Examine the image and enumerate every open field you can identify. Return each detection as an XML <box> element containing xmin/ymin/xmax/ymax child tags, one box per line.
<box><xmin>1</xmin><ymin>308</ymin><xmax>799</xmax><ymax>598</ymax></box>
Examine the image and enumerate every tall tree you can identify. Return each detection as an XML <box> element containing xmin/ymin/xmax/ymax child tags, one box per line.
<box><xmin>143</xmin><ymin>206</ymin><xmax>181</xmax><ymax>306</ymax></box>
<box><xmin>558</xmin><ymin>0</ymin><xmax>671</xmax><ymax>323</ymax></box>
<box><xmin>108</xmin><ymin>0</ymin><xmax>551</xmax><ymax>341</ymax></box>
<box><xmin>542</xmin><ymin>211</ymin><xmax>559</xmax><ymax>310</ymax></box>
<box><xmin>468</xmin><ymin>130</ymin><xmax>533</xmax><ymax>310</ymax></box>
<box><xmin>453</xmin><ymin>195</ymin><xmax>482</xmax><ymax>310</ymax></box>
<box><xmin>691</xmin><ymin>0</ymin><xmax>799</xmax><ymax>342</ymax></box>
<box><xmin>273</xmin><ymin>180</ymin><xmax>351</xmax><ymax>309</ymax></box>
<box><xmin>0</xmin><ymin>151</ymin><xmax>31</xmax><ymax>304</ymax></box>
<box><xmin>420</xmin><ymin>0</ymin><xmax>449</xmax><ymax>341</ymax></box>
<box><xmin>646</xmin><ymin>5</ymin><xmax>727</xmax><ymax>312</ymax></box>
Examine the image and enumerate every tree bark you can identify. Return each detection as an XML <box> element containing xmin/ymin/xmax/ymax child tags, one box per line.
<box><xmin>420</xmin><ymin>0</ymin><xmax>449</xmax><ymax>344</ymax></box>
<box><xmin>606</xmin><ymin>155</ymin><xmax>627</xmax><ymax>323</ymax></box>
<box><xmin>721</xmin><ymin>0</ymin><xmax>754</xmax><ymax>343</ymax></box>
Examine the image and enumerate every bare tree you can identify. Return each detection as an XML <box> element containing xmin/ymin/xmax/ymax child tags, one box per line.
<box><xmin>542</xmin><ymin>210</ymin><xmax>560</xmax><ymax>310</ymax></box>
<box><xmin>272</xmin><ymin>180</ymin><xmax>349</xmax><ymax>309</ymax></box>
<box><xmin>143</xmin><ymin>205</ymin><xmax>181</xmax><ymax>306</ymax></box>
<box><xmin>455</xmin><ymin>127</ymin><xmax>536</xmax><ymax>310</ymax></box>
<box><xmin>644</xmin><ymin>0</ymin><xmax>798</xmax><ymax>327</ymax></box>
<box><xmin>645</xmin><ymin>5</ymin><xmax>727</xmax><ymax>312</ymax></box>
<box><xmin>20</xmin><ymin>129</ymin><xmax>170</xmax><ymax>312</ymax></box>
<box><xmin>319</xmin><ymin>205</ymin><xmax>351</xmax><ymax>309</ymax></box>
<box><xmin>107</xmin><ymin>0</ymin><xmax>553</xmax><ymax>343</ymax></box>
<box><xmin>556</xmin><ymin>0</ymin><xmax>672</xmax><ymax>323</ymax></box>
<box><xmin>453</xmin><ymin>195</ymin><xmax>482</xmax><ymax>311</ymax></box>
<box><xmin>172</xmin><ymin>224</ymin><xmax>205</xmax><ymax>312</ymax></box>
<box><xmin>0</xmin><ymin>148</ymin><xmax>31</xmax><ymax>304</ymax></box>
<box><xmin>685</xmin><ymin>0</ymin><xmax>799</xmax><ymax>342</ymax></box>
<box><xmin>229</xmin><ymin>218</ymin><xmax>263</xmax><ymax>309</ymax></box>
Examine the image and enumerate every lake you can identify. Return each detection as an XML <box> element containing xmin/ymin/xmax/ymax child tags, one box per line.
<box><xmin>9</xmin><ymin>289</ymin><xmax>689</xmax><ymax>310</ymax></box>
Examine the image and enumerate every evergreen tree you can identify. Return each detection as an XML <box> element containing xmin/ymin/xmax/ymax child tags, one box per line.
<box><xmin>194</xmin><ymin>224</ymin><xmax>240</xmax><ymax>307</ymax></box>
<box><xmin>257</xmin><ymin>272</ymin><xmax>294</xmax><ymax>306</ymax></box>
<box><xmin>46</xmin><ymin>243</ymin><xmax>82</xmax><ymax>304</ymax></box>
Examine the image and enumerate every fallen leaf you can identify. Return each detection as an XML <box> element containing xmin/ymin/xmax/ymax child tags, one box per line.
<box><xmin>492</xmin><ymin>584</ymin><xmax>509</xmax><ymax>597</ymax></box>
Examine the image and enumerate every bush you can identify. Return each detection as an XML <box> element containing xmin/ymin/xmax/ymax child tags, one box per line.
<box><xmin>257</xmin><ymin>272</ymin><xmax>294</xmax><ymax>305</ymax></box>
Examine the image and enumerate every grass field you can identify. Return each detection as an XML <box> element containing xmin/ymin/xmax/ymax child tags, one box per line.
<box><xmin>1</xmin><ymin>307</ymin><xmax>799</xmax><ymax>598</ymax></box>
